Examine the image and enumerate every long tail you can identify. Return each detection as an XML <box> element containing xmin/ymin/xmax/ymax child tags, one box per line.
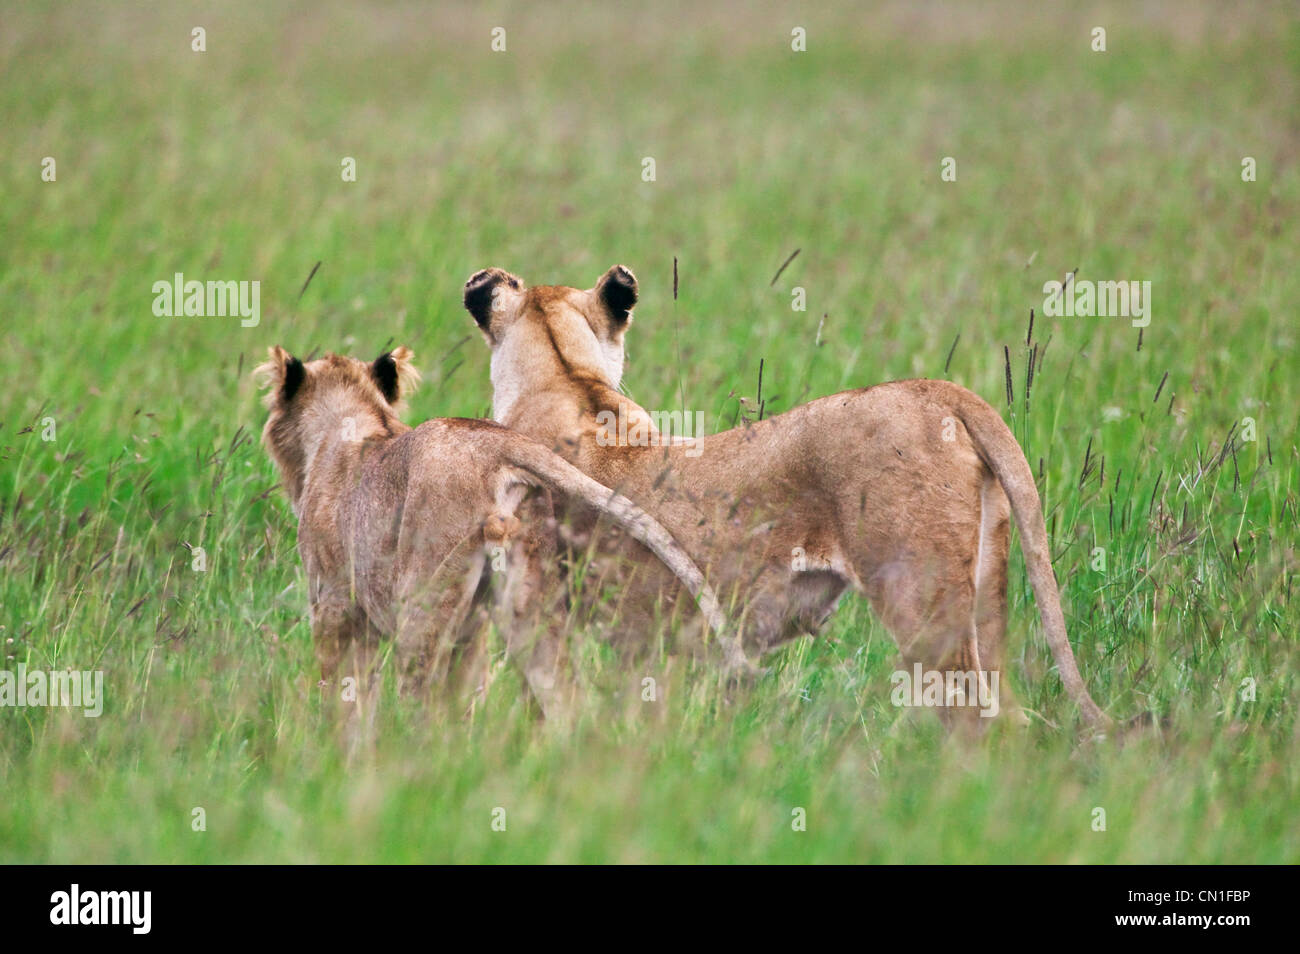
<box><xmin>956</xmin><ymin>396</ymin><xmax>1111</xmax><ymax>727</ymax></box>
<box><xmin>500</xmin><ymin>440</ymin><xmax>727</xmax><ymax>639</ymax></box>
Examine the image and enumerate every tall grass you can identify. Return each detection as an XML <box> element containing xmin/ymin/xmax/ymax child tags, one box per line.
<box><xmin>0</xmin><ymin>1</ymin><xmax>1296</xmax><ymax>862</ymax></box>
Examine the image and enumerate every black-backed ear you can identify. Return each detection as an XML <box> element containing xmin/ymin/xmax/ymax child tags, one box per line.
<box><xmin>371</xmin><ymin>352</ymin><xmax>400</xmax><ymax>403</ymax></box>
<box><xmin>369</xmin><ymin>346</ymin><xmax>418</xmax><ymax>405</ymax></box>
<box><xmin>597</xmin><ymin>265</ymin><xmax>638</xmax><ymax>322</ymax></box>
<box><xmin>463</xmin><ymin>268</ymin><xmax>524</xmax><ymax>331</ymax></box>
<box><xmin>283</xmin><ymin>355</ymin><xmax>304</xmax><ymax>400</ymax></box>
<box><xmin>256</xmin><ymin>345</ymin><xmax>305</xmax><ymax>402</ymax></box>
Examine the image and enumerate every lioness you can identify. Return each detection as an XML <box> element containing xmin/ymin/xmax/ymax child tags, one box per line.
<box><xmin>256</xmin><ymin>345</ymin><xmax>726</xmax><ymax>721</ymax></box>
<box><xmin>462</xmin><ymin>265</ymin><xmax>1110</xmax><ymax>728</ymax></box>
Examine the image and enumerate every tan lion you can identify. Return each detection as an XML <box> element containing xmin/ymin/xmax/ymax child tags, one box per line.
<box><xmin>256</xmin><ymin>345</ymin><xmax>728</xmax><ymax>724</ymax></box>
<box><xmin>462</xmin><ymin>265</ymin><xmax>1111</xmax><ymax>729</ymax></box>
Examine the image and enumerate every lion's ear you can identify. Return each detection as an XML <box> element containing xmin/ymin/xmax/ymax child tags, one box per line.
<box><xmin>370</xmin><ymin>346</ymin><xmax>420</xmax><ymax>405</ymax></box>
<box><xmin>255</xmin><ymin>345</ymin><xmax>305</xmax><ymax>402</ymax></box>
<box><xmin>596</xmin><ymin>265</ymin><xmax>637</xmax><ymax>323</ymax></box>
<box><xmin>463</xmin><ymin>268</ymin><xmax>525</xmax><ymax>341</ymax></box>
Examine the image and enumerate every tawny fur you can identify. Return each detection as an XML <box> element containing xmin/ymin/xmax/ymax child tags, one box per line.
<box><xmin>462</xmin><ymin>266</ymin><xmax>1111</xmax><ymax>729</ymax></box>
<box><xmin>256</xmin><ymin>345</ymin><xmax>727</xmax><ymax>725</ymax></box>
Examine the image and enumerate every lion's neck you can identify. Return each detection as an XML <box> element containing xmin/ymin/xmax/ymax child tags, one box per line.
<box><xmin>291</xmin><ymin>391</ymin><xmax>408</xmax><ymax>513</ymax></box>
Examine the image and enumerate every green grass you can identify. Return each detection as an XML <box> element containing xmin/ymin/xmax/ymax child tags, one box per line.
<box><xmin>1</xmin><ymin>0</ymin><xmax>1297</xmax><ymax>863</ymax></box>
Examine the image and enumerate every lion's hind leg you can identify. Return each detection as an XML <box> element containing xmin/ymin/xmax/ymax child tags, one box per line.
<box><xmin>393</xmin><ymin>532</ymin><xmax>489</xmax><ymax>702</ymax></box>
<box><xmin>972</xmin><ymin>474</ymin><xmax>1028</xmax><ymax>727</ymax></box>
<box><xmin>863</xmin><ymin>553</ymin><xmax>995</xmax><ymax>733</ymax></box>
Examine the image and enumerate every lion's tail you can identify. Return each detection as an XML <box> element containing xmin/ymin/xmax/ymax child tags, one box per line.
<box><xmin>500</xmin><ymin>440</ymin><xmax>727</xmax><ymax>639</ymax></box>
<box><xmin>955</xmin><ymin>396</ymin><xmax>1110</xmax><ymax>727</ymax></box>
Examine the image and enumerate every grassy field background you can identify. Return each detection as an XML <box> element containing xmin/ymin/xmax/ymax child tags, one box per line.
<box><xmin>1</xmin><ymin>0</ymin><xmax>1297</xmax><ymax>862</ymax></box>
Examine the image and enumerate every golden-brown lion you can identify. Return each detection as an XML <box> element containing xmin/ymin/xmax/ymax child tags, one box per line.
<box><xmin>256</xmin><ymin>345</ymin><xmax>727</xmax><ymax>725</ymax></box>
<box><xmin>462</xmin><ymin>265</ymin><xmax>1111</xmax><ymax>729</ymax></box>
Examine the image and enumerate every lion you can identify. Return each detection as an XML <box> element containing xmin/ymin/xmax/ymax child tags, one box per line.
<box><xmin>461</xmin><ymin>265</ymin><xmax>1111</xmax><ymax>729</ymax></box>
<box><xmin>255</xmin><ymin>345</ymin><xmax>730</xmax><ymax>726</ymax></box>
